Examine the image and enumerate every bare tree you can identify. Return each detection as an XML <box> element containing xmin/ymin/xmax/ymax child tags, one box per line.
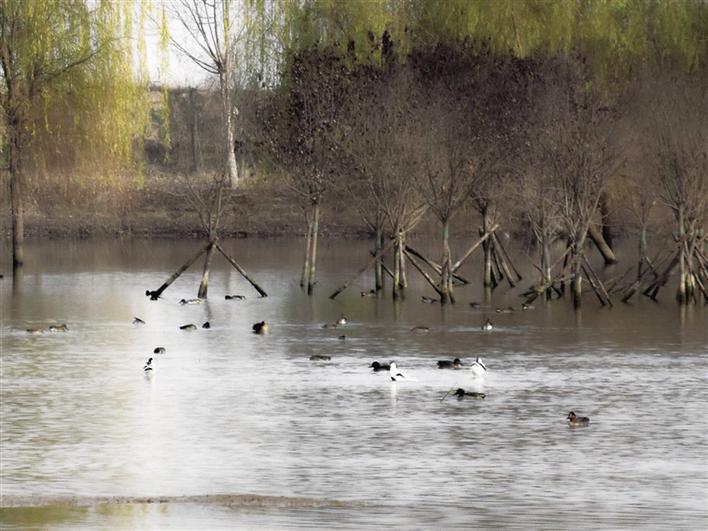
<box><xmin>168</xmin><ymin>0</ymin><xmax>254</xmax><ymax>186</ymax></box>
<box><xmin>533</xmin><ymin>65</ymin><xmax>620</xmax><ymax>308</ymax></box>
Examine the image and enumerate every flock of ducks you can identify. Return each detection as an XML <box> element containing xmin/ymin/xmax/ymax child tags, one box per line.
<box><xmin>31</xmin><ymin>294</ymin><xmax>586</xmax><ymax>428</ymax></box>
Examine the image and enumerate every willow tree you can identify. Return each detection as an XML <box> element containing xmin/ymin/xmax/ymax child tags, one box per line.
<box><xmin>1</xmin><ymin>0</ymin><xmax>151</xmax><ymax>269</ymax></box>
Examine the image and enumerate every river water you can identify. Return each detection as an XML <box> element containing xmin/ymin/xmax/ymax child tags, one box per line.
<box><xmin>1</xmin><ymin>239</ymin><xmax>706</xmax><ymax>529</ymax></box>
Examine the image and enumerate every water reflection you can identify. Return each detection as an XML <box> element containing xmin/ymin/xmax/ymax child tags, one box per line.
<box><xmin>1</xmin><ymin>238</ymin><xmax>706</xmax><ymax>529</ymax></box>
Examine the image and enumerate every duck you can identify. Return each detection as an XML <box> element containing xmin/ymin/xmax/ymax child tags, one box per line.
<box><xmin>495</xmin><ymin>307</ymin><xmax>513</xmax><ymax>314</ymax></box>
<box><xmin>411</xmin><ymin>326</ymin><xmax>430</xmax><ymax>333</ymax></box>
<box><xmin>567</xmin><ymin>411</ymin><xmax>590</xmax><ymax>427</ymax></box>
<box><xmin>521</xmin><ymin>303</ymin><xmax>535</xmax><ymax>310</ymax></box>
<box><xmin>389</xmin><ymin>361</ymin><xmax>408</xmax><ymax>382</ymax></box>
<box><xmin>153</xmin><ymin>347</ymin><xmax>166</xmax><ymax>354</ymax></box>
<box><xmin>133</xmin><ymin>317</ymin><xmax>146</xmax><ymax>325</ymax></box>
<box><xmin>179</xmin><ymin>298</ymin><xmax>201</xmax><ymax>305</ymax></box>
<box><xmin>225</xmin><ymin>294</ymin><xmax>246</xmax><ymax>300</ymax></box>
<box><xmin>360</xmin><ymin>290</ymin><xmax>376</xmax><ymax>297</ymax></box>
<box><xmin>482</xmin><ymin>318</ymin><xmax>493</xmax><ymax>331</ymax></box>
<box><xmin>336</xmin><ymin>315</ymin><xmax>348</xmax><ymax>326</ymax></box>
<box><xmin>145</xmin><ymin>290</ymin><xmax>160</xmax><ymax>300</ymax></box>
<box><xmin>309</xmin><ymin>355</ymin><xmax>331</xmax><ymax>361</ymax></box>
<box><xmin>338</xmin><ymin>335</ymin><xmax>346</xmax><ymax>340</ymax></box>
<box><xmin>180</xmin><ymin>323</ymin><xmax>197</xmax><ymax>331</ymax></box>
<box><xmin>322</xmin><ymin>323</ymin><xmax>339</xmax><ymax>329</ymax></box>
<box><xmin>202</xmin><ymin>321</ymin><xmax>211</xmax><ymax>329</ymax></box>
<box><xmin>26</xmin><ymin>327</ymin><xmax>45</xmax><ymax>334</ymax></box>
<box><xmin>421</xmin><ymin>295</ymin><xmax>437</xmax><ymax>304</ymax></box>
<box><xmin>48</xmin><ymin>324</ymin><xmax>68</xmax><ymax>332</ymax></box>
<box><xmin>470</xmin><ymin>357</ymin><xmax>487</xmax><ymax>377</ymax></box>
<box><xmin>437</xmin><ymin>358</ymin><xmax>462</xmax><ymax>369</ymax></box>
<box><xmin>469</xmin><ymin>301</ymin><xmax>480</xmax><ymax>308</ymax></box>
<box><xmin>369</xmin><ymin>361</ymin><xmax>390</xmax><ymax>372</ymax></box>
<box><xmin>252</xmin><ymin>321</ymin><xmax>270</xmax><ymax>334</ymax></box>
<box><xmin>143</xmin><ymin>357</ymin><xmax>154</xmax><ymax>373</ymax></box>
<box><xmin>454</xmin><ymin>388</ymin><xmax>486</xmax><ymax>400</ymax></box>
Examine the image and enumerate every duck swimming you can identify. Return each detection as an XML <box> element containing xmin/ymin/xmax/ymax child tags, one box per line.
<box><xmin>133</xmin><ymin>317</ymin><xmax>146</xmax><ymax>325</ymax></box>
<box><xmin>421</xmin><ymin>296</ymin><xmax>437</xmax><ymax>304</ymax></box>
<box><xmin>437</xmin><ymin>358</ymin><xmax>462</xmax><ymax>369</ymax></box>
<box><xmin>411</xmin><ymin>326</ymin><xmax>430</xmax><ymax>333</ymax></box>
<box><xmin>454</xmin><ymin>388</ymin><xmax>486</xmax><ymax>399</ymax></box>
<box><xmin>144</xmin><ymin>357</ymin><xmax>154</xmax><ymax>373</ymax></box>
<box><xmin>567</xmin><ymin>411</ymin><xmax>590</xmax><ymax>427</ymax></box>
<box><xmin>360</xmin><ymin>290</ymin><xmax>376</xmax><ymax>297</ymax></box>
<box><xmin>370</xmin><ymin>361</ymin><xmax>390</xmax><ymax>372</ymax></box>
<box><xmin>310</xmin><ymin>355</ymin><xmax>331</xmax><ymax>361</ymax></box>
<box><xmin>153</xmin><ymin>347</ymin><xmax>166</xmax><ymax>354</ymax></box>
<box><xmin>482</xmin><ymin>318</ymin><xmax>493</xmax><ymax>331</ymax></box>
<box><xmin>179</xmin><ymin>298</ymin><xmax>201</xmax><ymax>305</ymax></box>
<box><xmin>252</xmin><ymin>321</ymin><xmax>270</xmax><ymax>334</ymax></box>
<box><xmin>470</xmin><ymin>357</ymin><xmax>487</xmax><ymax>377</ymax></box>
<box><xmin>336</xmin><ymin>315</ymin><xmax>348</xmax><ymax>326</ymax></box>
<box><xmin>225</xmin><ymin>294</ymin><xmax>246</xmax><ymax>300</ymax></box>
<box><xmin>202</xmin><ymin>321</ymin><xmax>211</xmax><ymax>329</ymax></box>
<box><xmin>180</xmin><ymin>323</ymin><xmax>197</xmax><ymax>331</ymax></box>
<box><xmin>48</xmin><ymin>324</ymin><xmax>68</xmax><ymax>332</ymax></box>
<box><xmin>389</xmin><ymin>361</ymin><xmax>409</xmax><ymax>382</ymax></box>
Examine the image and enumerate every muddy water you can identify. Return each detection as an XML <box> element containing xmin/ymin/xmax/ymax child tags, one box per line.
<box><xmin>1</xmin><ymin>239</ymin><xmax>706</xmax><ymax>529</ymax></box>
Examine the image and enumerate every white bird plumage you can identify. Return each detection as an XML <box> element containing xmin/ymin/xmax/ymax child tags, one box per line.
<box><xmin>470</xmin><ymin>357</ymin><xmax>487</xmax><ymax>377</ymax></box>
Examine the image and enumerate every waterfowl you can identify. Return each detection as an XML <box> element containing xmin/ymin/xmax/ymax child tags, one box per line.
<box><xmin>338</xmin><ymin>335</ymin><xmax>346</xmax><ymax>340</ymax></box>
<box><xmin>180</xmin><ymin>323</ymin><xmax>197</xmax><ymax>331</ymax></box>
<box><xmin>26</xmin><ymin>327</ymin><xmax>44</xmax><ymax>334</ymax></box>
<box><xmin>309</xmin><ymin>355</ymin><xmax>331</xmax><ymax>361</ymax></box>
<box><xmin>469</xmin><ymin>301</ymin><xmax>480</xmax><ymax>308</ymax></box>
<box><xmin>454</xmin><ymin>388</ymin><xmax>486</xmax><ymax>399</ymax></box>
<box><xmin>360</xmin><ymin>290</ymin><xmax>376</xmax><ymax>297</ymax></box>
<box><xmin>153</xmin><ymin>347</ymin><xmax>166</xmax><ymax>354</ymax></box>
<box><xmin>145</xmin><ymin>290</ymin><xmax>160</xmax><ymax>300</ymax></box>
<box><xmin>322</xmin><ymin>323</ymin><xmax>338</xmax><ymax>329</ymax></box>
<box><xmin>336</xmin><ymin>315</ymin><xmax>348</xmax><ymax>326</ymax></box>
<box><xmin>143</xmin><ymin>357</ymin><xmax>154</xmax><ymax>373</ymax></box>
<box><xmin>470</xmin><ymin>357</ymin><xmax>487</xmax><ymax>377</ymax></box>
<box><xmin>133</xmin><ymin>317</ymin><xmax>146</xmax><ymax>325</ymax></box>
<box><xmin>437</xmin><ymin>358</ymin><xmax>462</xmax><ymax>369</ymax></box>
<box><xmin>252</xmin><ymin>321</ymin><xmax>270</xmax><ymax>334</ymax></box>
<box><xmin>225</xmin><ymin>294</ymin><xmax>246</xmax><ymax>300</ymax></box>
<box><xmin>421</xmin><ymin>296</ymin><xmax>437</xmax><ymax>304</ymax></box>
<box><xmin>48</xmin><ymin>324</ymin><xmax>68</xmax><ymax>332</ymax></box>
<box><xmin>411</xmin><ymin>326</ymin><xmax>430</xmax><ymax>333</ymax></box>
<box><xmin>389</xmin><ymin>361</ymin><xmax>408</xmax><ymax>382</ymax></box>
<box><xmin>567</xmin><ymin>411</ymin><xmax>590</xmax><ymax>427</ymax></box>
<box><xmin>495</xmin><ymin>307</ymin><xmax>513</xmax><ymax>314</ymax></box>
<box><xmin>179</xmin><ymin>298</ymin><xmax>201</xmax><ymax>305</ymax></box>
<box><xmin>482</xmin><ymin>318</ymin><xmax>493</xmax><ymax>331</ymax></box>
<box><xmin>369</xmin><ymin>361</ymin><xmax>390</xmax><ymax>372</ymax></box>
<box><xmin>521</xmin><ymin>303</ymin><xmax>535</xmax><ymax>310</ymax></box>
<box><xmin>202</xmin><ymin>321</ymin><xmax>211</xmax><ymax>329</ymax></box>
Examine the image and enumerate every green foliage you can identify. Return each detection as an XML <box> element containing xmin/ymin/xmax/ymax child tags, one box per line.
<box><xmin>275</xmin><ymin>0</ymin><xmax>708</xmax><ymax>80</ymax></box>
<box><xmin>1</xmin><ymin>0</ymin><xmax>152</xmax><ymax>184</ymax></box>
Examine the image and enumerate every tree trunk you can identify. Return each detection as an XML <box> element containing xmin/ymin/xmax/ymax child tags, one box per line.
<box><xmin>600</xmin><ymin>192</ymin><xmax>614</xmax><ymax>249</ymax></box>
<box><xmin>677</xmin><ymin>206</ymin><xmax>687</xmax><ymax>304</ymax></box>
<box><xmin>398</xmin><ymin>231</ymin><xmax>407</xmax><ymax>290</ymax></box>
<box><xmin>375</xmin><ymin>226</ymin><xmax>384</xmax><ymax>292</ymax></box>
<box><xmin>572</xmin><ymin>253</ymin><xmax>583</xmax><ymax>309</ymax></box>
<box><xmin>440</xmin><ymin>220</ymin><xmax>453</xmax><ymax>304</ymax></box>
<box><xmin>541</xmin><ymin>233</ymin><xmax>552</xmax><ymax>301</ymax></box>
<box><xmin>219</xmin><ymin>71</ymin><xmax>238</xmax><ymax>187</ymax></box>
<box><xmin>189</xmin><ymin>88</ymin><xmax>201</xmax><ymax>174</ymax></box>
<box><xmin>637</xmin><ymin>225</ymin><xmax>647</xmax><ymax>282</ymax></box>
<box><xmin>588</xmin><ymin>224</ymin><xmax>618</xmax><ymax>265</ymax></box>
<box><xmin>307</xmin><ymin>203</ymin><xmax>320</xmax><ymax>295</ymax></box>
<box><xmin>301</xmin><ymin>214</ymin><xmax>312</xmax><ymax>289</ymax></box>
<box><xmin>10</xmin><ymin>148</ymin><xmax>24</xmax><ymax>270</ymax></box>
<box><xmin>393</xmin><ymin>232</ymin><xmax>402</xmax><ymax>300</ymax></box>
<box><xmin>197</xmin><ymin>240</ymin><xmax>217</xmax><ymax>298</ymax></box>
<box><xmin>482</xmin><ymin>208</ymin><xmax>493</xmax><ymax>289</ymax></box>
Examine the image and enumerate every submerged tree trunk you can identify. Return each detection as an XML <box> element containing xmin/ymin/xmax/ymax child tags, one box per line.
<box><xmin>375</xmin><ymin>227</ymin><xmax>384</xmax><ymax>292</ymax></box>
<box><xmin>482</xmin><ymin>208</ymin><xmax>493</xmax><ymax>289</ymax></box>
<box><xmin>197</xmin><ymin>240</ymin><xmax>217</xmax><ymax>298</ymax></box>
<box><xmin>307</xmin><ymin>203</ymin><xmax>320</xmax><ymax>295</ymax></box>
<box><xmin>540</xmin><ymin>229</ymin><xmax>552</xmax><ymax>301</ymax></box>
<box><xmin>677</xmin><ymin>207</ymin><xmax>688</xmax><ymax>305</ymax></box>
<box><xmin>440</xmin><ymin>220</ymin><xmax>453</xmax><ymax>304</ymax></box>
<box><xmin>10</xmin><ymin>153</ymin><xmax>24</xmax><ymax>270</ymax></box>
<box><xmin>398</xmin><ymin>231</ymin><xmax>407</xmax><ymax>290</ymax></box>
<box><xmin>393</xmin><ymin>231</ymin><xmax>403</xmax><ymax>300</ymax></box>
<box><xmin>301</xmin><ymin>212</ymin><xmax>312</xmax><ymax>289</ymax></box>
